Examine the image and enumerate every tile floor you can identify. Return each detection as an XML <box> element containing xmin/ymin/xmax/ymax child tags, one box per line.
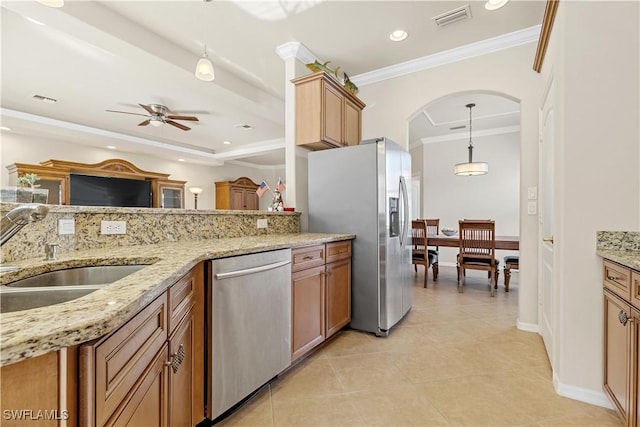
<box><xmin>216</xmin><ymin>266</ymin><xmax>623</xmax><ymax>427</ymax></box>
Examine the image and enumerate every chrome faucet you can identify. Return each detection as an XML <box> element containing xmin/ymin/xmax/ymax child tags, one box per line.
<box><xmin>0</xmin><ymin>204</ymin><xmax>50</xmax><ymax>246</ymax></box>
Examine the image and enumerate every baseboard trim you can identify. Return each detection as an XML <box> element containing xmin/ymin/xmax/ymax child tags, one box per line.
<box><xmin>553</xmin><ymin>372</ymin><xmax>615</xmax><ymax>409</ymax></box>
<box><xmin>516</xmin><ymin>319</ymin><xmax>539</xmax><ymax>333</ymax></box>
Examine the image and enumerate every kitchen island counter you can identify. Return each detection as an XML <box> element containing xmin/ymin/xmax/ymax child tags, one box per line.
<box><xmin>0</xmin><ymin>233</ymin><xmax>354</xmax><ymax>366</ymax></box>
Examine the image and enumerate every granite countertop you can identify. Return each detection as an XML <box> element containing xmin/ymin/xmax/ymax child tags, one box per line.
<box><xmin>596</xmin><ymin>231</ymin><xmax>640</xmax><ymax>271</ymax></box>
<box><xmin>0</xmin><ymin>233</ymin><xmax>354</xmax><ymax>367</ymax></box>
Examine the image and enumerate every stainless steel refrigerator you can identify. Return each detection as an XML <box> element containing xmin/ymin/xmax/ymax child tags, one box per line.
<box><xmin>308</xmin><ymin>137</ymin><xmax>412</xmax><ymax>336</ymax></box>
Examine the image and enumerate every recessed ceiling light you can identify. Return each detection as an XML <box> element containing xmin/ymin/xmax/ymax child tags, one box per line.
<box><xmin>389</xmin><ymin>30</ymin><xmax>408</xmax><ymax>42</ymax></box>
<box><xmin>223</xmin><ymin>141</ymin><xmax>232</xmax><ymax>145</ymax></box>
<box><xmin>234</xmin><ymin>124</ymin><xmax>253</xmax><ymax>130</ymax></box>
<box><xmin>485</xmin><ymin>0</ymin><xmax>509</xmax><ymax>10</ymax></box>
<box><xmin>178</xmin><ymin>158</ymin><xmax>185</xmax><ymax>162</ymax></box>
<box><xmin>106</xmin><ymin>145</ymin><xmax>117</xmax><ymax>150</ymax></box>
<box><xmin>25</xmin><ymin>16</ymin><xmax>46</xmax><ymax>26</ymax></box>
<box><xmin>0</xmin><ymin>126</ymin><xmax>12</xmax><ymax>131</ymax></box>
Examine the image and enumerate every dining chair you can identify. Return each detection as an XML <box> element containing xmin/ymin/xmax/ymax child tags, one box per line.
<box><xmin>411</xmin><ymin>219</ymin><xmax>437</xmax><ymax>287</ymax></box>
<box><xmin>420</xmin><ymin>218</ymin><xmax>440</xmax><ymax>281</ymax></box>
<box><xmin>457</xmin><ymin>219</ymin><xmax>500</xmax><ymax>296</ymax></box>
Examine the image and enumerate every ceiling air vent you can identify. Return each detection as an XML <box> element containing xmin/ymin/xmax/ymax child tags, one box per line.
<box><xmin>433</xmin><ymin>4</ymin><xmax>472</xmax><ymax>27</ymax></box>
<box><xmin>32</xmin><ymin>94</ymin><xmax>57</xmax><ymax>104</ymax></box>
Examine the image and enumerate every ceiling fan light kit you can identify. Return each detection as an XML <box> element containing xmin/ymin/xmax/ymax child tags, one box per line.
<box><xmin>454</xmin><ymin>103</ymin><xmax>489</xmax><ymax>176</ymax></box>
<box><xmin>107</xmin><ymin>103</ymin><xmax>199</xmax><ymax>131</ymax></box>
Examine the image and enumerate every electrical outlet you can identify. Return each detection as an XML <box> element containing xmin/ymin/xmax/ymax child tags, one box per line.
<box><xmin>58</xmin><ymin>218</ymin><xmax>75</xmax><ymax>235</ymax></box>
<box><xmin>527</xmin><ymin>201</ymin><xmax>537</xmax><ymax>215</ymax></box>
<box><xmin>101</xmin><ymin>220</ymin><xmax>127</xmax><ymax>235</ymax></box>
<box><xmin>257</xmin><ymin>219</ymin><xmax>268</xmax><ymax>229</ymax></box>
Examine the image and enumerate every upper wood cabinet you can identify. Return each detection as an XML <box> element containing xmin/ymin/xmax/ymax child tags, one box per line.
<box><xmin>6</xmin><ymin>159</ymin><xmax>186</xmax><ymax>208</ymax></box>
<box><xmin>292</xmin><ymin>71</ymin><xmax>366</xmax><ymax>150</ymax></box>
<box><xmin>215</xmin><ymin>177</ymin><xmax>259</xmax><ymax>210</ymax></box>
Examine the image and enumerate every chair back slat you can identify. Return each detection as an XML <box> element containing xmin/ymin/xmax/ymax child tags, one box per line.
<box><xmin>411</xmin><ymin>220</ymin><xmax>427</xmax><ymax>248</ymax></box>
<box><xmin>458</xmin><ymin>220</ymin><xmax>495</xmax><ymax>260</ymax></box>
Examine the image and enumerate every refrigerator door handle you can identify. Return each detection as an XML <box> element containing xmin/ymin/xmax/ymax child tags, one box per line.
<box><xmin>399</xmin><ymin>176</ymin><xmax>409</xmax><ymax>248</ymax></box>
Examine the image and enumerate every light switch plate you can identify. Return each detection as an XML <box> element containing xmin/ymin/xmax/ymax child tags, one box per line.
<box><xmin>58</xmin><ymin>218</ymin><xmax>75</xmax><ymax>235</ymax></box>
<box><xmin>527</xmin><ymin>201</ymin><xmax>537</xmax><ymax>215</ymax></box>
<box><xmin>101</xmin><ymin>220</ymin><xmax>127</xmax><ymax>235</ymax></box>
<box><xmin>257</xmin><ymin>219</ymin><xmax>268</xmax><ymax>229</ymax></box>
<box><xmin>527</xmin><ymin>186</ymin><xmax>537</xmax><ymax>200</ymax></box>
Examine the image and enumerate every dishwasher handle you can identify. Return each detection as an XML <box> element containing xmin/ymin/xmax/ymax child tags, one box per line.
<box><xmin>213</xmin><ymin>259</ymin><xmax>291</xmax><ymax>280</ymax></box>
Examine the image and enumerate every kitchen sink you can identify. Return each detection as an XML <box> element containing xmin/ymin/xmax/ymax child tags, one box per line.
<box><xmin>6</xmin><ymin>265</ymin><xmax>147</xmax><ymax>288</ymax></box>
<box><xmin>1</xmin><ymin>264</ymin><xmax>148</xmax><ymax>313</ymax></box>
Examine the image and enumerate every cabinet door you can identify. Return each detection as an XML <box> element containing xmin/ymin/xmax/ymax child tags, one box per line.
<box><xmin>325</xmin><ymin>258</ymin><xmax>351</xmax><ymax>338</ymax></box>
<box><xmin>230</xmin><ymin>188</ymin><xmax>245</xmax><ymax>210</ymax></box>
<box><xmin>603</xmin><ymin>290</ymin><xmax>632</xmax><ymax>425</ymax></box>
<box><xmin>343</xmin><ymin>97</ymin><xmax>361</xmax><ymax>146</ymax></box>
<box><xmin>108</xmin><ymin>344</ymin><xmax>169</xmax><ymax>427</ymax></box>
<box><xmin>168</xmin><ymin>312</ymin><xmax>194</xmax><ymax>427</ymax></box>
<box><xmin>633</xmin><ymin>307</ymin><xmax>640</xmax><ymax>427</ymax></box>
<box><xmin>322</xmin><ymin>83</ymin><xmax>344</xmax><ymax>147</ymax></box>
<box><xmin>292</xmin><ymin>265</ymin><xmax>326</xmax><ymax>361</ymax></box>
<box><xmin>243</xmin><ymin>189</ymin><xmax>258</xmax><ymax>210</ymax></box>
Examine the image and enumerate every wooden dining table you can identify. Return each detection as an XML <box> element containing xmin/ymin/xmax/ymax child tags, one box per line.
<box><xmin>426</xmin><ymin>234</ymin><xmax>520</xmax><ymax>251</ymax></box>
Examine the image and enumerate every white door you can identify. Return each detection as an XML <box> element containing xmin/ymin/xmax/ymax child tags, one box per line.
<box><xmin>539</xmin><ymin>77</ymin><xmax>555</xmax><ymax>366</ymax></box>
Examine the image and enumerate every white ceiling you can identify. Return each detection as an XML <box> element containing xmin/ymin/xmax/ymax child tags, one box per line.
<box><xmin>0</xmin><ymin>0</ymin><xmax>545</xmax><ymax>168</ymax></box>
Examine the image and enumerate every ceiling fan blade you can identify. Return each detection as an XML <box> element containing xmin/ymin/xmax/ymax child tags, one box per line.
<box><xmin>166</xmin><ymin>120</ymin><xmax>190</xmax><ymax>131</ymax></box>
<box><xmin>138</xmin><ymin>119</ymin><xmax>150</xmax><ymax>126</ymax></box>
<box><xmin>167</xmin><ymin>115</ymin><xmax>199</xmax><ymax>121</ymax></box>
<box><xmin>106</xmin><ymin>109</ymin><xmax>149</xmax><ymax>117</ymax></box>
<box><xmin>139</xmin><ymin>104</ymin><xmax>155</xmax><ymax>115</ymax></box>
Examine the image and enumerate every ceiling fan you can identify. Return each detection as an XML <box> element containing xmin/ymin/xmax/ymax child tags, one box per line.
<box><xmin>106</xmin><ymin>104</ymin><xmax>199</xmax><ymax>131</ymax></box>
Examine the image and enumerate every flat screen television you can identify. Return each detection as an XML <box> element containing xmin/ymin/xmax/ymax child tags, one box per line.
<box><xmin>70</xmin><ymin>174</ymin><xmax>152</xmax><ymax>207</ymax></box>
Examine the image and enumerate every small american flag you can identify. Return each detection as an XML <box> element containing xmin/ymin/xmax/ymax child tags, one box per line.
<box><xmin>275</xmin><ymin>178</ymin><xmax>286</xmax><ymax>193</ymax></box>
<box><xmin>256</xmin><ymin>181</ymin><xmax>270</xmax><ymax>198</ymax></box>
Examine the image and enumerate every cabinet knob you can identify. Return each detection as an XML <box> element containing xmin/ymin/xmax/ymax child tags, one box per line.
<box><xmin>618</xmin><ymin>310</ymin><xmax>633</xmax><ymax>326</ymax></box>
<box><xmin>607</xmin><ymin>275</ymin><xmax>621</xmax><ymax>281</ymax></box>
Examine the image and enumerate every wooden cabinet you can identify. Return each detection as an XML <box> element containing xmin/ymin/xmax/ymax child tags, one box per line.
<box><xmin>292</xmin><ymin>71</ymin><xmax>365</xmax><ymax>150</ymax></box>
<box><xmin>6</xmin><ymin>159</ymin><xmax>185</xmax><ymax>208</ymax></box>
<box><xmin>0</xmin><ymin>348</ymin><xmax>78</xmax><ymax>426</ymax></box>
<box><xmin>602</xmin><ymin>259</ymin><xmax>640</xmax><ymax>427</ymax></box>
<box><xmin>80</xmin><ymin>265</ymin><xmax>203</xmax><ymax>427</ymax></box>
<box><xmin>291</xmin><ymin>241</ymin><xmax>352</xmax><ymax>361</ymax></box>
<box><xmin>215</xmin><ymin>177</ymin><xmax>259</xmax><ymax>210</ymax></box>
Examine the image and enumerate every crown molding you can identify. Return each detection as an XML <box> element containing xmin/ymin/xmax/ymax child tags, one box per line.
<box><xmin>275</xmin><ymin>41</ymin><xmax>316</xmax><ymax>64</ymax></box>
<box><xmin>352</xmin><ymin>25</ymin><xmax>542</xmax><ymax>87</ymax></box>
<box><xmin>410</xmin><ymin>125</ymin><xmax>521</xmax><ymax>148</ymax></box>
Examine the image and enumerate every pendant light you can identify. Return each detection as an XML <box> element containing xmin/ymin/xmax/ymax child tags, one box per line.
<box><xmin>195</xmin><ymin>0</ymin><xmax>215</xmax><ymax>82</ymax></box>
<box><xmin>454</xmin><ymin>103</ymin><xmax>489</xmax><ymax>176</ymax></box>
<box><xmin>195</xmin><ymin>45</ymin><xmax>215</xmax><ymax>81</ymax></box>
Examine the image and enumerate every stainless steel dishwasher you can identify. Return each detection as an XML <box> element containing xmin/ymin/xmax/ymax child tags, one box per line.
<box><xmin>206</xmin><ymin>248</ymin><xmax>292</xmax><ymax>421</ymax></box>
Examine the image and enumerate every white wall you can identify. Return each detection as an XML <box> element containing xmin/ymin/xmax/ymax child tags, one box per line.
<box><xmin>415</xmin><ymin>130</ymin><xmax>520</xmax><ymax>265</ymax></box>
<box><xmin>0</xmin><ymin>132</ymin><xmax>283</xmax><ymax>210</ymax></box>
<box><xmin>358</xmin><ymin>43</ymin><xmax>541</xmax><ymax>330</ymax></box>
<box><xmin>543</xmin><ymin>0</ymin><xmax>640</xmax><ymax>403</ymax></box>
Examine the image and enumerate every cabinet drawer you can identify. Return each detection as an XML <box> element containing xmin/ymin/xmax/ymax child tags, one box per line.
<box><xmin>89</xmin><ymin>294</ymin><xmax>168</xmax><ymax>426</ymax></box>
<box><xmin>604</xmin><ymin>260</ymin><xmax>632</xmax><ymax>301</ymax></box>
<box><xmin>326</xmin><ymin>241</ymin><xmax>352</xmax><ymax>264</ymax></box>
<box><xmin>168</xmin><ymin>271</ymin><xmax>195</xmax><ymax>335</ymax></box>
<box><xmin>292</xmin><ymin>245</ymin><xmax>325</xmax><ymax>272</ymax></box>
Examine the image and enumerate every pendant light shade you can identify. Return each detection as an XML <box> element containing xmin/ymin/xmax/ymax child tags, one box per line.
<box><xmin>454</xmin><ymin>103</ymin><xmax>489</xmax><ymax>176</ymax></box>
<box><xmin>195</xmin><ymin>48</ymin><xmax>215</xmax><ymax>81</ymax></box>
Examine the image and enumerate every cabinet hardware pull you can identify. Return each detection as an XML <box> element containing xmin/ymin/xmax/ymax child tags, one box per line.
<box><xmin>168</xmin><ymin>344</ymin><xmax>186</xmax><ymax>373</ymax></box>
<box><xmin>618</xmin><ymin>310</ymin><xmax>632</xmax><ymax>326</ymax></box>
<box><xmin>302</xmin><ymin>255</ymin><xmax>314</xmax><ymax>260</ymax></box>
<box><xmin>607</xmin><ymin>275</ymin><xmax>621</xmax><ymax>281</ymax></box>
